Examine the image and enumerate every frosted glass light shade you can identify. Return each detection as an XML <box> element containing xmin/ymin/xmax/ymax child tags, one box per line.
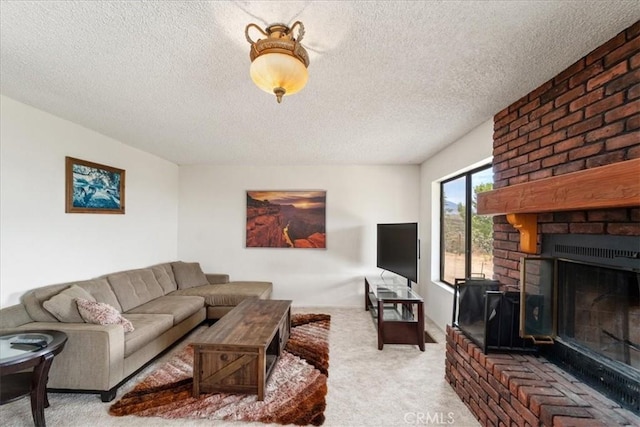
<box><xmin>250</xmin><ymin>53</ymin><xmax>308</xmax><ymax>98</ymax></box>
<box><xmin>245</xmin><ymin>21</ymin><xmax>309</xmax><ymax>103</ymax></box>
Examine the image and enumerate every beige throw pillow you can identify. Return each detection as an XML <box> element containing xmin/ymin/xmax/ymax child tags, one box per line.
<box><xmin>43</xmin><ymin>285</ymin><xmax>96</xmax><ymax>323</ymax></box>
<box><xmin>171</xmin><ymin>261</ymin><xmax>208</xmax><ymax>290</ymax></box>
<box><xmin>76</xmin><ymin>298</ymin><xmax>134</xmax><ymax>333</ymax></box>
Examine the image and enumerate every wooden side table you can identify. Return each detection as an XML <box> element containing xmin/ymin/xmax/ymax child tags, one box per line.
<box><xmin>0</xmin><ymin>330</ymin><xmax>68</xmax><ymax>427</ymax></box>
<box><xmin>365</xmin><ymin>276</ymin><xmax>425</xmax><ymax>351</ymax></box>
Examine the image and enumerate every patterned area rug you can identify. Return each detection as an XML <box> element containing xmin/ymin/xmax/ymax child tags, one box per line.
<box><xmin>109</xmin><ymin>313</ymin><xmax>330</xmax><ymax>426</ymax></box>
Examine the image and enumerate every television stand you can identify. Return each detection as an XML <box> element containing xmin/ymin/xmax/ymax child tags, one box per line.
<box><xmin>364</xmin><ymin>276</ymin><xmax>425</xmax><ymax>351</ymax></box>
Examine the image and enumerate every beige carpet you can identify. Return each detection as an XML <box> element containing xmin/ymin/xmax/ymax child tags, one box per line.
<box><xmin>0</xmin><ymin>307</ymin><xmax>479</xmax><ymax>426</ymax></box>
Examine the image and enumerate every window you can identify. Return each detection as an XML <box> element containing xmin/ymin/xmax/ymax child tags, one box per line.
<box><xmin>441</xmin><ymin>165</ymin><xmax>493</xmax><ymax>285</ymax></box>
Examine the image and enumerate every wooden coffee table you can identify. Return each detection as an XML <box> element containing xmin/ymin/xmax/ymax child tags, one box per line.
<box><xmin>192</xmin><ymin>299</ymin><xmax>292</xmax><ymax>401</ymax></box>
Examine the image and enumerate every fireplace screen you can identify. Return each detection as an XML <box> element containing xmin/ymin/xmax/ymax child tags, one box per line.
<box><xmin>452</xmin><ymin>278</ymin><xmax>533</xmax><ymax>353</ymax></box>
<box><xmin>558</xmin><ymin>260</ymin><xmax>640</xmax><ymax>370</ymax></box>
<box><xmin>520</xmin><ymin>258</ymin><xmax>556</xmax><ymax>343</ymax></box>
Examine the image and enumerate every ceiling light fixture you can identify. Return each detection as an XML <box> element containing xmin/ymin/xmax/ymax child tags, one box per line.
<box><xmin>245</xmin><ymin>21</ymin><xmax>309</xmax><ymax>104</ymax></box>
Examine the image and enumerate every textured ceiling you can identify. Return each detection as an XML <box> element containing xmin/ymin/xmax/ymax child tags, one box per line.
<box><xmin>1</xmin><ymin>1</ymin><xmax>638</xmax><ymax>165</ymax></box>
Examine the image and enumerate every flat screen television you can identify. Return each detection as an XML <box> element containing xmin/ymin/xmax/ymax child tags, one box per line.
<box><xmin>376</xmin><ymin>222</ymin><xmax>419</xmax><ymax>285</ymax></box>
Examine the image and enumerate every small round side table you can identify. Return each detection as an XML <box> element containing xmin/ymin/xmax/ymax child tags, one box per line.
<box><xmin>0</xmin><ymin>330</ymin><xmax>68</xmax><ymax>427</ymax></box>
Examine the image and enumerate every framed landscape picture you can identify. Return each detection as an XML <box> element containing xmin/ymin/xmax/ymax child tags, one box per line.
<box><xmin>65</xmin><ymin>157</ymin><xmax>125</xmax><ymax>214</ymax></box>
<box><xmin>246</xmin><ymin>190</ymin><xmax>326</xmax><ymax>248</ymax></box>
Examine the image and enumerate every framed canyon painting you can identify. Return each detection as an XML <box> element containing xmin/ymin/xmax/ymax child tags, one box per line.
<box><xmin>65</xmin><ymin>156</ymin><xmax>125</xmax><ymax>214</ymax></box>
<box><xmin>246</xmin><ymin>191</ymin><xmax>326</xmax><ymax>248</ymax></box>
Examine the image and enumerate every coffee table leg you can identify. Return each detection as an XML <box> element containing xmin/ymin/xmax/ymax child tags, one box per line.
<box><xmin>258</xmin><ymin>347</ymin><xmax>265</xmax><ymax>401</ymax></box>
<box><xmin>192</xmin><ymin>348</ymin><xmax>201</xmax><ymax>398</ymax></box>
<box><xmin>30</xmin><ymin>352</ymin><xmax>54</xmax><ymax>427</ymax></box>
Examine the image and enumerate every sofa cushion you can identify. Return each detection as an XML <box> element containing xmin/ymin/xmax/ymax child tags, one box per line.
<box><xmin>121</xmin><ymin>313</ymin><xmax>174</xmax><ymax>357</ymax></box>
<box><xmin>205</xmin><ymin>273</ymin><xmax>230</xmax><ymax>284</ymax></box>
<box><xmin>170</xmin><ymin>282</ymin><xmax>272</xmax><ymax>306</ymax></box>
<box><xmin>76</xmin><ymin>298</ymin><xmax>134</xmax><ymax>332</ymax></box>
<box><xmin>171</xmin><ymin>262</ymin><xmax>208</xmax><ymax>290</ymax></box>
<box><xmin>126</xmin><ymin>295</ymin><xmax>204</xmax><ymax>325</ymax></box>
<box><xmin>106</xmin><ymin>268</ymin><xmax>164</xmax><ymax>312</ymax></box>
<box><xmin>75</xmin><ymin>278</ymin><xmax>123</xmax><ymax>312</ymax></box>
<box><xmin>22</xmin><ymin>283</ymin><xmax>78</xmax><ymax>322</ymax></box>
<box><xmin>150</xmin><ymin>263</ymin><xmax>178</xmax><ymax>294</ymax></box>
<box><xmin>42</xmin><ymin>285</ymin><xmax>96</xmax><ymax>323</ymax></box>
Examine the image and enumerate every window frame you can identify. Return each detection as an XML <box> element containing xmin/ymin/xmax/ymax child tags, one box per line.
<box><xmin>440</xmin><ymin>163</ymin><xmax>493</xmax><ymax>286</ymax></box>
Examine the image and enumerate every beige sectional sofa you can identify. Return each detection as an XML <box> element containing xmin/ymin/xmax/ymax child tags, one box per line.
<box><xmin>0</xmin><ymin>261</ymin><xmax>271</xmax><ymax>401</ymax></box>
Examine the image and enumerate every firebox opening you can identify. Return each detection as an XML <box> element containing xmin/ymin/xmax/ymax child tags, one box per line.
<box><xmin>557</xmin><ymin>259</ymin><xmax>640</xmax><ymax>371</ymax></box>
<box><xmin>543</xmin><ymin>234</ymin><xmax>640</xmax><ymax>414</ymax></box>
<box><xmin>630</xmin><ymin>275</ymin><xmax>640</xmax><ymax>307</ymax></box>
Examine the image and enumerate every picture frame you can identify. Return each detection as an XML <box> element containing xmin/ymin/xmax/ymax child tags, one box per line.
<box><xmin>246</xmin><ymin>190</ymin><xmax>326</xmax><ymax>248</ymax></box>
<box><xmin>65</xmin><ymin>156</ymin><xmax>125</xmax><ymax>214</ymax></box>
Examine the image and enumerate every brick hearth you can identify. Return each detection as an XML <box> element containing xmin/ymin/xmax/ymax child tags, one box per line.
<box><xmin>445</xmin><ymin>20</ymin><xmax>640</xmax><ymax>426</ymax></box>
<box><xmin>445</xmin><ymin>326</ymin><xmax>640</xmax><ymax>426</ymax></box>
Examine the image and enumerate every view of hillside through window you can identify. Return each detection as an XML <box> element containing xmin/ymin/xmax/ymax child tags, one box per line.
<box><xmin>441</xmin><ymin>166</ymin><xmax>493</xmax><ymax>285</ymax></box>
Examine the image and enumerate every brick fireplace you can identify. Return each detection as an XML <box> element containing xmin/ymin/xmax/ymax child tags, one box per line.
<box><xmin>445</xmin><ymin>21</ymin><xmax>640</xmax><ymax>426</ymax></box>
<box><xmin>491</xmin><ymin>24</ymin><xmax>639</xmax><ymax>279</ymax></box>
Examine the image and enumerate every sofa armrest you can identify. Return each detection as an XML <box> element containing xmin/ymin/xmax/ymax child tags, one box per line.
<box><xmin>14</xmin><ymin>322</ymin><xmax>125</xmax><ymax>391</ymax></box>
<box><xmin>206</xmin><ymin>273</ymin><xmax>230</xmax><ymax>285</ymax></box>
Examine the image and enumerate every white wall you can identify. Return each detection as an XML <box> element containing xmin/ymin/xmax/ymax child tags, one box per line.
<box><xmin>417</xmin><ymin>119</ymin><xmax>493</xmax><ymax>331</ymax></box>
<box><xmin>178</xmin><ymin>165</ymin><xmax>420</xmax><ymax>307</ymax></box>
<box><xmin>0</xmin><ymin>93</ymin><xmax>487</xmax><ymax>320</ymax></box>
<box><xmin>0</xmin><ymin>96</ymin><xmax>179</xmax><ymax>307</ymax></box>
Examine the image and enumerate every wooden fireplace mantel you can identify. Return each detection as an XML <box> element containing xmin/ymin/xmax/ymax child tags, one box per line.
<box><xmin>477</xmin><ymin>158</ymin><xmax>640</xmax><ymax>253</ymax></box>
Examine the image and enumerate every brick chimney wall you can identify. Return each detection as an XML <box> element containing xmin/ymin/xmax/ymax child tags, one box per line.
<box><xmin>491</xmin><ymin>21</ymin><xmax>640</xmax><ymax>288</ymax></box>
